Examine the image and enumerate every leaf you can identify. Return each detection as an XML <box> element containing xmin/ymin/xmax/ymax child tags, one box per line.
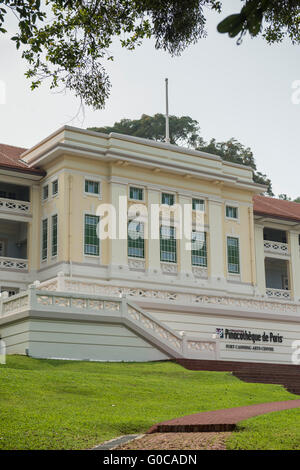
<box><xmin>217</xmin><ymin>14</ymin><xmax>243</xmax><ymax>34</ymax></box>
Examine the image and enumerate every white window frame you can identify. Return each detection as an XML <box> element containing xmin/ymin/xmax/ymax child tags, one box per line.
<box><xmin>161</xmin><ymin>191</ymin><xmax>176</xmax><ymax>206</ymax></box>
<box><xmin>83</xmin><ymin>212</ymin><xmax>101</xmax><ymax>258</ymax></box>
<box><xmin>226</xmin><ymin>234</ymin><xmax>241</xmax><ymax>277</ymax></box>
<box><xmin>51</xmin><ymin>213</ymin><xmax>58</xmax><ymax>258</ymax></box>
<box><xmin>192</xmin><ymin>198</ymin><xmax>205</xmax><ymax>213</ymax></box>
<box><xmin>52</xmin><ymin>179</ymin><xmax>59</xmax><ymax>198</ymax></box>
<box><xmin>128</xmin><ymin>185</ymin><xmax>145</xmax><ymax>202</ymax></box>
<box><xmin>41</xmin><ymin>217</ymin><xmax>48</xmax><ymax>263</ymax></box>
<box><xmin>225</xmin><ymin>203</ymin><xmax>239</xmax><ymax>222</ymax></box>
<box><xmin>42</xmin><ymin>184</ymin><xmax>49</xmax><ymax>202</ymax></box>
<box><xmin>84</xmin><ymin>176</ymin><xmax>102</xmax><ymax>198</ymax></box>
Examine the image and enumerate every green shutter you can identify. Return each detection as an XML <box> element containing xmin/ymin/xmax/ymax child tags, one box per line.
<box><xmin>84</xmin><ymin>215</ymin><xmax>100</xmax><ymax>255</ymax></box>
<box><xmin>128</xmin><ymin>221</ymin><xmax>145</xmax><ymax>258</ymax></box>
<box><xmin>191</xmin><ymin>231</ymin><xmax>207</xmax><ymax>267</ymax></box>
<box><xmin>160</xmin><ymin>226</ymin><xmax>177</xmax><ymax>262</ymax></box>
<box><xmin>227</xmin><ymin>237</ymin><xmax>240</xmax><ymax>273</ymax></box>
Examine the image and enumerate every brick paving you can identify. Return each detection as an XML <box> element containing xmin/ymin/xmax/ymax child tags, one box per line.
<box><xmin>148</xmin><ymin>399</ymin><xmax>300</xmax><ymax>433</ymax></box>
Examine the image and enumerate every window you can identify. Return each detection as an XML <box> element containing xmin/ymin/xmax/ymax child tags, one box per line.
<box><xmin>42</xmin><ymin>185</ymin><xmax>49</xmax><ymax>201</ymax></box>
<box><xmin>226</xmin><ymin>205</ymin><xmax>238</xmax><ymax>219</ymax></box>
<box><xmin>52</xmin><ymin>180</ymin><xmax>58</xmax><ymax>196</ymax></box>
<box><xmin>227</xmin><ymin>237</ymin><xmax>240</xmax><ymax>274</ymax></box>
<box><xmin>192</xmin><ymin>198</ymin><xmax>205</xmax><ymax>212</ymax></box>
<box><xmin>52</xmin><ymin>214</ymin><xmax>58</xmax><ymax>257</ymax></box>
<box><xmin>160</xmin><ymin>226</ymin><xmax>177</xmax><ymax>263</ymax></box>
<box><xmin>129</xmin><ymin>186</ymin><xmax>144</xmax><ymax>201</ymax></box>
<box><xmin>85</xmin><ymin>179</ymin><xmax>100</xmax><ymax>195</ymax></box>
<box><xmin>162</xmin><ymin>193</ymin><xmax>174</xmax><ymax>206</ymax></box>
<box><xmin>191</xmin><ymin>231</ymin><xmax>207</xmax><ymax>267</ymax></box>
<box><xmin>84</xmin><ymin>214</ymin><xmax>99</xmax><ymax>256</ymax></box>
<box><xmin>128</xmin><ymin>221</ymin><xmax>145</xmax><ymax>258</ymax></box>
<box><xmin>0</xmin><ymin>240</ymin><xmax>5</xmax><ymax>257</ymax></box>
<box><xmin>42</xmin><ymin>219</ymin><xmax>48</xmax><ymax>260</ymax></box>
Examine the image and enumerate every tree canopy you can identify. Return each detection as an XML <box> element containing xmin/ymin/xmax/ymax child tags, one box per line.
<box><xmin>1</xmin><ymin>1</ymin><xmax>300</xmax><ymax>108</ymax></box>
<box><xmin>89</xmin><ymin>113</ymin><xmax>200</xmax><ymax>147</ymax></box>
<box><xmin>90</xmin><ymin>114</ymin><xmax>273</xmax><ymax>195</ymax></box>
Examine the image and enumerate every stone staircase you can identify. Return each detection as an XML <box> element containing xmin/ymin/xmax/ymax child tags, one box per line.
<box><xmin>176</xmin><ymin>358</ymin><xmax>300</xmax><ymax>395</ymax></box>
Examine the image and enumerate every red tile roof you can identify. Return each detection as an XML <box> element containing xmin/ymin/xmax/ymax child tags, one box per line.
<box><xmin>0</xmin><ymin>143</ymin><xmax>44</xmax><ymax>176</ymax></box>
<box><xmin>254</xmin><ymin>195</ymin><xmax>300</xmax><ymax>223</ymax></box>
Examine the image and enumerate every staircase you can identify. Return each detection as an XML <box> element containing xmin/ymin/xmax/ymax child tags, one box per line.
<box><xmin>177</xmin><ymin>359</ymin><xmax>300</xmax><ymax>395</ymax></box>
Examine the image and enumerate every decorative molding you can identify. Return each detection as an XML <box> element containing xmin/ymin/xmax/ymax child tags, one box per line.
<box><xmin>128</xmin><ymin>258</ymin><xmax>146</xmax><ymax>271</ymax></box>
<box><xmin>161</xmin><ymin>262</ymin><xmax>178</xmax><ymax>274</ymax></box>
<box><xmin>0</xmin><ymin>257</ymin><xmax>28</xmax><ymax>271</ymax></box>
<box><xmin>264</xmin><ymin>240</ymin><xmax>289</xmax><ymax>256</ymax></box>
<box><xmin>266</xmin><ymin>288</ymin><xmax>291</xmax><ymax>300</ymax></box>
<box><xmin>0</xmin><ymin>198</ymin><xmax>31</xmax><ymax>215</ymax></box>
<box><xmin>192</xmin><ymin>266</ymin><xmax>208</xmax><ymax>279</ymax></box>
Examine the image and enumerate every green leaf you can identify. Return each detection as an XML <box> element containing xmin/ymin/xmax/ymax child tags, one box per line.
<box><xmin>217</xmin><ymin>14</ymin><xmax>243</xmax><ymax>34</ymax></box>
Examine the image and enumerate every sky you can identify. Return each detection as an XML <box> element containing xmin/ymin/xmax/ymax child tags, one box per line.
<box><xmin>0</xmin><ymin>1</ymin><xmax>300</xmax><ymax>198</ymax></box>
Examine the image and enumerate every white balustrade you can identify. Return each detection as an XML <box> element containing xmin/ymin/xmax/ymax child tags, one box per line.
<box><xmin>266</xmin><ymin>288</ymin><xmax>291</xmax><ymax>300</ymax></box>
<box><xmin>0</xmin><ymin>286</ymin><xmax>218</xmax><ymax>360</ymax></box>
<box><xmin>264</xmin><ymin>240</ymin><xmax>289</xmax><ymax>256</ymax></box>
<box><xmin>0</xmin><ymin>257</ymin><xmax>28</xmax><ymax>271</ymax></box>
<box><xmin>0</xmin><ymin>197</ymin><xmax>31</xmax><ymax>214</ymax></box>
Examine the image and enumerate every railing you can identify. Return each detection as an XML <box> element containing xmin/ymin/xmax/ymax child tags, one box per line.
<box><xmin>0</xmin><ymin>197</ymin><xmax>31</xmax><ymax>215</ymax></box>
<box><xmin>266</xmin><ymin>288</ymin><xmax>291</xmax><ymax>300</ymax></box>
<box><xmin>0</xmin><ymin>257</ymin><xmax>28</xmax><ymax>271</ymax></box>
<box><xmin>264</xmin><ymin>240</ymin><xmax>289</xmax><ymax>256</ymax></box>
<box><xmin>0</xmin><ymin>286</ymin><xmax>218</xmax><ymax>360</ymax></box>
<box><xmin>38</xmin><ymin>274</ymin><xmax>298</xmax><ymax>313</ymax></box>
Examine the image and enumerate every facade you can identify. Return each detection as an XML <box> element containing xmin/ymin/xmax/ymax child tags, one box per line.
<box><xmin>0</xmin><ymin>126</ymin><xmax>300</xmax><ymax>365</ymax></box>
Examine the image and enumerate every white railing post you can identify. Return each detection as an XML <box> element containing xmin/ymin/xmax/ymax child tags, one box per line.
<box><xmin>0</xmin><ymin>291</ymin><xmax>8</xmax><ymax>317</ymax></box>
<box><xmin>181</xmin><ymin>332</ymin><xmax>187</xmax><ymax>357</ymax></box>
<box><xmin>121</xmin><ymin>293</ymin><xmax>127</xmax><ymax>318</ymax></box>
<box><xmin>28</xmin><ymin>284</ymin><xmax>37</xmax><ymax>310</ymax></box>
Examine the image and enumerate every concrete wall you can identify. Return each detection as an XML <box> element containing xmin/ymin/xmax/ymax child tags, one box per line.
<box><xmin>148</xmin><ymin>308</ymin><xmax>300</xmax><ymax>365</ymax></box>
<box><xmin>0</xmin><ymin>318</ymin><xmax>169</xmax><ymax>362</ymax></box>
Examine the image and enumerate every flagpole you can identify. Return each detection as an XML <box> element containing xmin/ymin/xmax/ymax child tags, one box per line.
<box><xmin>165</xmin><ymin>78</ymin><xmax>170</xmax><ymax>144</ymax></box>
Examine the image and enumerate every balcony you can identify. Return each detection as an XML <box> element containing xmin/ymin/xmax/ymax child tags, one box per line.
<box><xmin>0</xmin><ymin>197</ymin><xmax>31</xmax><ymax>215</ymax></box>
<box><xmin>265</xmin><ymin>257</ymin><xmax>291</xmax><ymax>300</ymax></box>
<box><xmin>0</xmin><ymin>257</ymin><xmax>28</xmax><ymax>271</ymax></box>
<box><xmin>263</xmin><ymin>227</ymin><xmax>288</xmax><ymax>256</ymax></box>
<box><xmin>0</xmin><ymin>183</ymin><xmax>31</xmax><ymax>216</ymax></box>
<box><xmin>264</xmin><ymin>240</ymin><xmax>289</xmax><ymax>256</ymax></box>
<box><xmin>0</xmin><ymin>219</ymin><xmax>28</xmax><ymax>272</ymax></box>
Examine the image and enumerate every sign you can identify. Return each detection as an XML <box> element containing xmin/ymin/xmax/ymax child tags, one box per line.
<box><xmin>216</xmin><ymin>328</ymin><xmax>283</xmax><ymax>353</ymax></box>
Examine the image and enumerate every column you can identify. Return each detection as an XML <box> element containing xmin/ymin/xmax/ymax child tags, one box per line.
<box><xmin>147</xmin><ymin>188</ymin><xmax>161</xmax><ymax>274</ymax></box>
<box><xmin>178</xmin><ymin>194</ymin><xmax>192</xmax><ymax>279</ymax></box>
<box><xmin>109</xmin><ymin>180</ymin><xmax>128</xmax><ymax>272</ymax></box>
<box><xmin>289</xmin><ymin>231</ymin><xmax>300</xmax><ymax>301</ymax></box>
<box><xmin>27</xmin><ymin>184</ymin><xmax>40</xmax><ymax>273</ymax></box>
<box><xmin>254</xmin><ymin>224</ymin><xmax>266</xmax><ymax>296</ymax></box>
<box><xmin>208</xmin><ymin>198</ymin><xmax>225</xmax><ymax>286</ymax></box>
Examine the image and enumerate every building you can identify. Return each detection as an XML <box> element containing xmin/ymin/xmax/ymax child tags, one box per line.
<box><xmin>0</xmin><ymin>126</ymin><xmax>300</xmax><ymax>365</ymax></box>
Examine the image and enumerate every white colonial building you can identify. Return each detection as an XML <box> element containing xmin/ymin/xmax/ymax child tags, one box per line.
<box><xmin>0</xmin><ymin>126</ymin><xmax>300</xmax><ymax>365</ymax></box>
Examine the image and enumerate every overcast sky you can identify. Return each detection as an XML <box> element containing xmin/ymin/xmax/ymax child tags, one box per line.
<box><xmin>0</xmin><ymin>1</ymin><xmax>300</xmax><ymax>198</ymax></box>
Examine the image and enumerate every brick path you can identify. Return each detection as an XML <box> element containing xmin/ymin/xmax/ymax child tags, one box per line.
<box><xmin>148</xmin><ymin>399</ymin><xmax>300</xmax><ymax>433</ymax></box>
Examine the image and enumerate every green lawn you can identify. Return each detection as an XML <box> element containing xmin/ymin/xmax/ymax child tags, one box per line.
<box><xmin>0</xmin><ymin>355</ymin><xmax>299</xmax><ymax>450</ymax></box>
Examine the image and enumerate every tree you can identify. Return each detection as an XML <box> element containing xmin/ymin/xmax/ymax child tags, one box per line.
<box><xmin>2</xmin><ymin>1</ymin><xmax>300</xmax><ymax>108</ymax></box>
<box><xmin>89</xmin><ymin>113</ymin><xmax>200</xmax><ymax>146</ymax></box>
<box><xmin>0</xmin><ymin>0</ymin><xmax>220</xmax><ymax>109</ymax></box>
<box><xmin>218</xmin><ymin>1</ymin><xmax>300</xmax><ymax>45</ymax></box>
<box><xmin>90</xmin><ymin>115</ymin><xmax>273</xmax><ymax>195</ymax></box>
<box><xmin>197</xmin><ymin>137</ymin><xmax>274</xmax><ymax>195</ymax></box>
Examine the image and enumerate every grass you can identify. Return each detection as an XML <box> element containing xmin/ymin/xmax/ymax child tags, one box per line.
<box><xmin>0</xmin><ymin>355</ymin><xmax>299</xmax><ymax>450</ymax></box>
<box><xmin>227</xmin><ymin>408</ymin><xmax>300</xmax><ymax>450</ymax></box>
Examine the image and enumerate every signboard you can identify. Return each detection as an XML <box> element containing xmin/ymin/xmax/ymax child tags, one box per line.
<box><xmin>216</xmin><ymin>328</ymin><xmax>283</xmax><ymax>353</ymax></box>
